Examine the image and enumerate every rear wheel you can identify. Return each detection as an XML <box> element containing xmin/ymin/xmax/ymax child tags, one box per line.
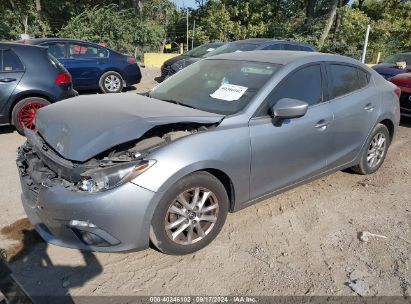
<box><xmin>99</xmin><ymin>71</ymin><xmax>124</xmax><ymax>93</ymax></box>
<box><xmin>351</xmin><ymin>123</ymin><xmax>390</xmax><ymax>175</ymax></box>
<box><xmin>11</xmin><ymin>97</ymin><xmax>50</xmax><ymax>135</ymax></box>
<box><xmin>150</xmin><ymin>172</ymin><xmax>229</xmax><ymax>255</ymax></box>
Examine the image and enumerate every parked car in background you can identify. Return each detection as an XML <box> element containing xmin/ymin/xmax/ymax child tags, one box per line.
<box><xmin>204</xmin><ymin>38</ymin><xmax>316</xmax><ymax>57</ymax></box>
<box><xmin>372</xmin><ymin>52</ymin><xmax>411</xmax><ymax>79</ymax></box>
<box><xmin>17</xmin><ymin>51</ymin><xmax>399</xmax><ymax>255</ymax></box>
<box><xmin>0</xmin><ymin>43</ymin><xmax>77</xmax><ymax>134</ymax></box>
<box><xmin>161</xmin><ymin>39</ymin><xmax>316</xmax><ymax>79</ymax></box>
<box><xmin>390</xmin><ymin>73</ymin><xmax>411</xmax><ymax>117</ymax></box>
<box><xmin>161</xmin><ymin>42</ymin><xmax>225</xmax><ymax>79</ymax></box>
<box><xmin>21</xmin><ymin>38</ymin><xmax>142</xmax><ymax>93</ymax></box>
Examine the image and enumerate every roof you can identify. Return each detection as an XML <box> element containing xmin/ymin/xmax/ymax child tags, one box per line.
<box><xmin>22</xmin><ymin>38</ymin><xmax>87</xmax><ymax>44</ymax></box>
<box><xmin>0</xmin><ymin>42</ymin><xmax>46</xmax><ymax>50</ymax></box>
<box><xmin>207</xmin><ymin>50</ymin><xmax>361</xmax><ymax>66</ymax></box>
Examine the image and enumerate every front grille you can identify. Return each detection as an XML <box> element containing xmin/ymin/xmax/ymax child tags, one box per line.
<box><xmin>17</xmin><ymin>143</ymin><xmax>57</xmax><ymax>206</ymax></box>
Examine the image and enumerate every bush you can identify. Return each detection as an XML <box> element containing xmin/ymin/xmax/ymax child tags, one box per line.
<box><xmin>59</xmin><ymin>5</ymin><xmax>165</xmax><ymax>59</ymax></box>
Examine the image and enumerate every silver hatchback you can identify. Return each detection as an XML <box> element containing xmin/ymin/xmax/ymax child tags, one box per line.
<box><xmin>17</xmin><ymin>51</ymin><xmax>400</xmax><ymax>255</ymax></box>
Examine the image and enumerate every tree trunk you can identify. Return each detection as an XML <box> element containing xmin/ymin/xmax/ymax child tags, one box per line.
<box><xmin>8</xmin><ymin>0</ymin><xmax>16</xmax><ymax>10</ymax></box>
<box><xmin>334</xmin><ymin>0</ymin><xmax>342</xmax><ymax>33</ymax></box>
<box><xmin>318</xmin><ymin>0</ymin><xmax>338</xmax><ymax>49</ymax></box>
<box><xmin>35</xmin><ymin>0</ymin><xmax>42</xmax><ymax>20</ymax></box>
<box><xmin>306</xmin><ymin>0</ymin><xmax>316</xmax><ymax>20</ymax></box>
<box><xmin>358</xmin><ymin>0</ymin><xmax>365</xmax><ymax>9</ymax></box>
<box><xmin>131</xmin><ymin>0</ymin><xmax>143</xmax><ymax>15</ymax></box>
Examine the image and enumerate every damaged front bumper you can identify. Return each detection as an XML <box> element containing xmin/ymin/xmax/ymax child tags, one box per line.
<box><xmin>16</xmin><ymin>142</ymin><xmax>161</xmax><ymax>252</ymax></box>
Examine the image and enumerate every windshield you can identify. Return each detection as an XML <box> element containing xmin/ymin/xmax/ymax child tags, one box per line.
<box><xmin>384</xmin><ymin>53</ymin><xmax>411</xmax><ymax>65</ymax></box>
<box><xmin>150</xmin><ymin>59</ymin><xmax>279</xmax><ymax>115</ymax></box>
<box><xmin>187</xmin><ymin>43</ymin><xmax>224</xmax><ymax>58</ymax></box>
<box><xmin>204</xmin><ymin>43</ymin><xmax>258</xmax><ymax>58</ymax></box>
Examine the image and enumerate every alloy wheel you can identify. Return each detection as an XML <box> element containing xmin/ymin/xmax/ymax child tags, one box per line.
<box><xmin>165</xmin><ymin>187</ymin><xmax>219</xmax><ymax>245</ymax></box>
<box><xmin>17</xmin><ymin>102</ymin><xmax>46</xmax><ymax>129</ymax></box>
<box><xmin>104</xmin><ymin>75</ymin><xmax>121</xmax><ymax>92</ymax></box>
<box><xmin>367</xmin><ymin>132</ymin><xmax>386</xmax><ymax>168</ymax></box>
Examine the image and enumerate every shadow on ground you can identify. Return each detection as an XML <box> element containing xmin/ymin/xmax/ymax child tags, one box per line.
<box><xmin>1</xmin><ymin>219</ymin><xmax>103</xmax><ymax>303</ymax></box>
<box><xmin>400</xmin><ymin>116</ymin><xmax>411</xmax><ymax>128</ymax></box>
<box><xmin>0</xmin><ymin>126</ymin><xmax>15</xmax><ymax>135</ymax></box>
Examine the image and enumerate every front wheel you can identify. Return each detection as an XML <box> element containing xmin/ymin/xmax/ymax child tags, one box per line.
<box><xmin>150</xmin><ymin>172</ymin><xmax>229</xmax><ymax>255</ymax></box>
<box><xmin>351</xmin><ymin>123</ymin><xmax>390</xmax><ymax>175</ymax></box>
<box><xmin>11</xmin><ymin>97</ymin><xmax>50</xmax><ymax>135</ymax></box>
<box><xmin>99</xmin><ymin>71</ymin><xmax>124</xmax><ymax>93</ymax></box>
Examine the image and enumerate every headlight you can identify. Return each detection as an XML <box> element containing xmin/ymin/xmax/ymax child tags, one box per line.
<box><xmin>79</xmin><ymin>160</ymin><xmax>156</xmax><ymax>193</ymax></box>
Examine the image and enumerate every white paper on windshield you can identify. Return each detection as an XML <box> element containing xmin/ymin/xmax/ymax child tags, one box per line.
<box><xmin>210</xmin><ymin>84</ymin><xmax>248</xmax><ymax>101</ymax></box>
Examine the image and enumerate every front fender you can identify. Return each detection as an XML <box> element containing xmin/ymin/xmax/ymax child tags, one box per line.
<box><xmin>130</xmin><ymin>125</ymin><xmax>251</xmax><ymax>206</ymax></box>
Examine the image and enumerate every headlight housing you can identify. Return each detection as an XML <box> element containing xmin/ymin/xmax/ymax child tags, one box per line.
<box><xmin>79</xmin><ymin>160</ymin><xmax>156</xmax><ymax>193</ymax></box>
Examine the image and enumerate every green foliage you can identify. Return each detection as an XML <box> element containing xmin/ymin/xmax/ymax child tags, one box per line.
<box><xmin>0</xmin><ymin>0</ymin><xmax>410</xmax><ymax>62</ymax></box>
<box><xmin>59</xmin><ymin>5</ymin><xmax>165</xmax><ymax>58</ymax></box>
<box><xmin>0</xmin><ymin>0</ymin><xmax>50</xmax><ymax>40</ymax></box>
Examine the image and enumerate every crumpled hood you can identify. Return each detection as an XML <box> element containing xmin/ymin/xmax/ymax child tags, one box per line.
<box><xmin>35</xmin><ymin>94</ymin><xmax>223</xmax><ymax>162</ymax></box>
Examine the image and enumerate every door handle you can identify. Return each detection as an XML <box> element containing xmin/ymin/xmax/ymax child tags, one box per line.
<box><xmin>315</xmin><ymin>119</ymin><xmax>330</xmax><ymax>130</ymax></box>
<box><xmin>0</xmin><ymin>78</ymin><xmax>16</xmax><ymax>83</ymax></box>
<box><xmin>364</xmin><ymin>103</ymin><xmax>375</xmax><ymax>112</ymax></box>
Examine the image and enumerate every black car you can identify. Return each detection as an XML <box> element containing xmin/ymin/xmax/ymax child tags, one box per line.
<box><xmin>0</xmin><ymin>43</ymin><xmax>77</xmax><ymax>134</ymax></box>
<box><xmin>161</xmin><ymin>42</ymin><xmax>225</xmax><ymax>79</ymax></box>
<box><xmin>160</xmin><ymin>39</ymin><xmax>316</xmax><ymax>79</ymax></box>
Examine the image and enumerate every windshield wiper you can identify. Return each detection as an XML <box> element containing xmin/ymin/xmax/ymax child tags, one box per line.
<box><xmin>160</xmin><ymin>98</ymin><xmax>196</xmax><ymax>110</ymax></box>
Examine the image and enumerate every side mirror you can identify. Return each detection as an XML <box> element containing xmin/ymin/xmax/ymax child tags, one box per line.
<box><xmin>271</xmin><ymin>98</ymin><xmax>309</xmax><ymax>120</ymax></box>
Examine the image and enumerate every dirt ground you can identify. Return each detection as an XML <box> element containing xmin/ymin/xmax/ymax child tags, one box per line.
<box><xmin>0</xmin><ymin>67</ymin><xmax>410</xmax><ymax>299</ymax></box>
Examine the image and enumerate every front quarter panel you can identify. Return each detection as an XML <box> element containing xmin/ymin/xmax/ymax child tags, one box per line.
<box><xmin>131</xmin><ymin>121</ymin><xmax>251</xmax><ymax>207</ymax></box>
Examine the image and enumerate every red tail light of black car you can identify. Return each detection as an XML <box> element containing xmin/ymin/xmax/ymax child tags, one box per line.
<box><xmin>55</xmin><ymin>72</ymin><xmax>72</xmax><ymax>85</ymax></box>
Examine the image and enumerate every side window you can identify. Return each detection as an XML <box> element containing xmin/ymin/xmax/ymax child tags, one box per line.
<box><xmin>301</xmin><ymin>46</ymin><xmax>313</xmax><ymax>52</ymax></box>
<box><xmin>357</xmin><ymin>69</ymin><xmax>369</xmax><ymax>89</ymax></box>
<box><xmin>44</xmin><ymin>42</ymin><xmax>66</xmax><ymax>59</ymax></box>
<box><xmin>256</xmin><ymin>64</ymin><xmax>323</xmax><ymax>117</ymax></box>
<box><xmin>328</xmin><ymin>64</ymin><xmax>367</xmax><ymax>99</ymax></box>
<box><xmin>262</xmin><ymin>44</ymin><xmax>282</xmax><ymax>50</ymax></box>
<box><xmin>2</xmin><ymin>49</ymin><xmax>24</xmax><ymax>72</ymax></box>
<box><xmin>283</xmin><ymin>44</ymin><xmax>300</xmax><ymax>51</ymax></box>
<box><xmin>68</xmin><ymin>43</ymin><xmax>108</xmax><ymax>59</ymax></box>
<box><xmin>0</xmin><ymin>51</ymin><xmax>3</xmax><ymax>72</ymax></box>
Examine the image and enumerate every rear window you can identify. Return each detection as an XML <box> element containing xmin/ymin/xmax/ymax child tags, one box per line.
<box><xmin>44</xmin><ymin>42</ymin><xmax>66</xmax><ymax>59</ymax></box>
<box><xmin>283</xmin><ymin>44</ymin><xmax>301</xmax><ymax>51</ymax></box>
<box><xmin>262</xmin><ymin>44</ymin><xmax>283</xmax><ymax>50</ymax></box>
<box><xmin>328</xmin><ymin>64</ymin><xmax>370</xmax><ymax>99</ymax></box>
<box><xmin>2</xmin><ymin>49</ymin><xmax>24</xmax><ymax>72</ymax></box>
<box><xmin>48</xmin><ymin>53</ymin><xmax>64</xmax><ymax>70</ymax></box>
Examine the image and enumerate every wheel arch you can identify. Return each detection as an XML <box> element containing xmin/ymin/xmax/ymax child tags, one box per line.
<box><xmin>379</xmin><ymin>118</ymin><xmax>395</xmax><ymax>143</ymax></box>
<box><xmin>8</xmin><ymin>92</ymin><xmax>55</xmax><ymax>123</ymax></box>
<box><xmin>200</xmin><ymin>168</ymin><xmax>236</xmax><ymax>212</ymax></box>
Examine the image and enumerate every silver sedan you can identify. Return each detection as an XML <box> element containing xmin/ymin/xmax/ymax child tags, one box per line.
<box><xmin>17</xmin><ymin>51</ymin><xmax>400</xmax><ymax>255</ymax></box>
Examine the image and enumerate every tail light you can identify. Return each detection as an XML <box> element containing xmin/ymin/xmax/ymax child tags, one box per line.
<box><xmin>394</xmin><ymin>87</ymin><xmax>401</xmax><ymax>98</ymax></box>
<box><xmin>55</xmin><ymin>72</ymin><xmax>72</xmax><ymax>85</ymax></box>
<box><xmin>127</xmin><ymin>57</ymin><xmax>136</xmax><ymax>64</ymax></box>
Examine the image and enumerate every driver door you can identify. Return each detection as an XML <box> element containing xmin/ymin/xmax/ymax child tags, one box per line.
<box><xmin>249</xmin><ymin>64</ymin><xmax>334</xmax><ymax>200</ymax></box>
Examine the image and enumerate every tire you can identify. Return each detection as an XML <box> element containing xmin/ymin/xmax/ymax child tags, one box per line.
<box><xmin>351</xmin><ymin>123</ymin><xmax>390</xmax><ymax>175</ymax></box>
<box><xmin>99</xmin><ymin>71</ymin><xmax>124</xmax><ymax>93</ymax></box>
<box><xmin>11</xmin><ymin>97</ymin><xmax>50</xmax><ymax>135</ymax></box>
<box><xmin>150</xmin><ymin>171</ymin><xmax>229</xmax><ymax>255</ymax></box>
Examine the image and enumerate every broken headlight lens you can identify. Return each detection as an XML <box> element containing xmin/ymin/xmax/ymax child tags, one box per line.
<box><xmin>79</xmin><ymin>160</ymin><xmax>156</xmax><ymax>193</ymax></box>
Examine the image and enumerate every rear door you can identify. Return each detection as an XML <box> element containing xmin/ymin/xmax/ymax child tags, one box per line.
<box><xmin>325</xmin><ymin>63</ymin><xmax>379</xmax><ymax>167</ymax></box>
<box><xmin>64</xmin><ymin>43</ymin><xmax>109</xmax><ymax>89</ymax></box>
<box><xmin>0</xmin><ymin>49</ymin><xmax>25</xmax><ymax>124</ymax></box>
